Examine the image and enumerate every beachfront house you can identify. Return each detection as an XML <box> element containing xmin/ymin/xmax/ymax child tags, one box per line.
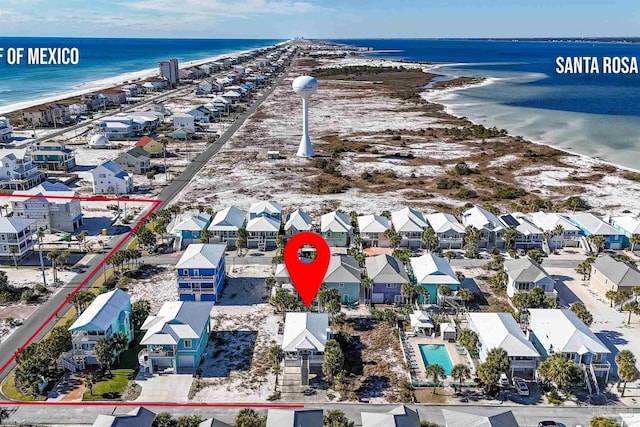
<box><xmin>568</xmin><ymin>213</ymin><xmax>624</xmax><ymax>250</ymax></box>
<box><xmin>284</xmin><ymin>209</ymin><xmax>314</xmax><ymax>238</ymax></box>
<box><xmin>324</xmin><ymin>254</ymin><xmax>361</xmax><ymax>303</ymax></box>
<box><xmin>115</xmin><ymin>147</ymin><xmax>151</xmax><ymax>175</ymax></box>
<box><xmin>65</xmin><ymin>289</ymin><xmax>133</xmax><ymax>371</ymax></box>
<box><xmin>281</xmin><ymin>312</ymin><xmax>330</xmax><ymax>385</ymax></box>
<box><xmin>172</xmin><ymin>113</ymin><xmax>196</xmax><ymax>133</ymax></box>
<box><xmin>0</xmin><ymin>117</ymin><xmax>13</xmax><ymax>142</ymax></box>
<box><xmin>176</xmin><ymin>244</ymin><xmax>226</xmax><ymax>302</ymax></box>
<box><xmin>69</xmin><ymin>103</ymin><xmax>88</xmax><ymax>116</ymax></box>
<box><xmin>527</xmin><ymin>309</ymin><xmax>611</xmax><ymax>381</ymax></box>
<box><xmin>358</xmin><ymin>214</ymin><xmax>391</xmax><ymax>248</ymax></box>
<box><xmin>611</xmin><ymin>215</ymin><xmax>640</xmax><ymax>249</ymax></box>
<box><xmin>99</xmin><ymin>89</ymin><xmax>127</xmax><ymax>105</ymax></box>
<box><xmin>11</xmin><ymin>182</ymin><xmax>83</xmax><ymax>232</ymax></box>
<box><xmin>504</xmin><ymin>257</ymin><xmax>556</xmax><ymax>299</ymax></box>
<box><xmin>90</xmin><ymin>160</ymin><xmax>134</xmax><ymax>195</ymax></box>
<box><xmin>139</xmin><ymin>301</ymin><xmax>212</xmax><ymax>374</ymax></box>
<box><xmin>92</xmin><ymin>407</ymin><xmax>156</xmax><ymax>427</ymax></box>
<box><xmin>528</xmin><ymin>211</ymin><xmax>581</xmax><ymax>249</ymax></box>
<box><xmin>410</xmin><ymin>253</ymin><xmax>460</xmax><ymax>304</ymax></box>
<box><xmin>170</xmin><ymin>213</ymin><xmax>212</xmax><ymax>247</ymax></box>
<box><xmin>468</xmin><ymin>312</ymin><xmax>540</xmax><ymax>379</ymax></box>
<box><xmin>590</xmin><ymin>254</ymin><xmax>640</xmax><ymax>296</ymax></box>
<box><xmin>249</xmin><ymin>201</ymin><xmax>282</xmax><ymax>221</ymax></box>
<box><xmin>0</xmin><ymin>217</ymin><xmax>37</xmax><ymax>261</ymax></box>
<box><xmin>425</xmin><ymin>212</ymin><xmax>466</xmax><ymax>250</ymax></box>
<box><xmin>320</xmin><ymin>211</ymin><xmax>352</xmax><ymax>247</ymax></box>
<box><xmin>266</xmin><ymin>409</ymin><xmax>323</xmax><ymax>427</ymax></box>
<box><xmin>462</xmin><ymin>205</ymin><xmax>506</xmax><ymax>249</ymax></box>
<box><xmin>361</xmin><ymin>405</ymin><xmax>421</xmax><ymax>427</ymax></box>
<box><xmin>208</xmin><ymin>206</ymin><xmax>246</xmax><ymax>249</ymax></box>
<box><xmin>0</xmin><ymin>150</ymin><xmax>46</xmax><ymax>191</ymax></box>
<box><xmin>134</xmin><ymin>136</ymin><xmax>164</xmax><ymax>157</ymax></box>
<box><xmin>94</xmin><ymin>117</ymin><xmax>138</xmax><ymax>139</ymax></box>
<box><xmin>365</xmin><ymin>254</ymin><xmax>409</xmax><ymax>304</ymax></box>
<box><xmin>391</xmin><ymin>207</ymin><xmax>427</xmax><ymax>249</ymax></box>
<box><xmin>30</xmin><ymin>140</ymin><xmax>76</xmax><ymax>171</ymax></box>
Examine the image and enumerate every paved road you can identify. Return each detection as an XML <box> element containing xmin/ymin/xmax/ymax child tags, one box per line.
<box><xmin>0</xmin><ymin>62</ymin><xmax>293</xmax><ymax>389</ymax></box>
<box><xmin>0</xmin><ymin>401</ymin><xmax>635</xmax><ymax>426</ymax></box>
<box><xmin>450</xmin><ymin>258</ymin><xmax>581</xmax><ymax>269</ymax></box>
<box><xmin>140</xmin><ymin>254</ymin><xmax>273</xmax><ymax>266</ymax></box>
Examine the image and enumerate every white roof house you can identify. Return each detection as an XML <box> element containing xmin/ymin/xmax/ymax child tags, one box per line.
<box><xmin>249</xmin><ymin>201</ymin><xmax>282</xmax><ymax>218</ymax></box>
<box><xmin>410</xmin><ymin>254</ymin><xmax>459</xmax><ymax>285</ymax></box>
<box><xmin>140</xmin><ymin>301</ymin><xmax>212</xmax><ymax>346</ymax></box>
<box><xmin>265</xmin><ymin>409</ymin><xmax>323</xmax><ymax>427</ymax></box>
<box><xmin>503</xmin><ymin>257</ymin><xmax>555</xmax><ymax>298</ymax></box>
<box><xmin>284</xmin><ymin>209</ymin><xmax>314</xmax><ymax>233</ymax></box>
<box><xmin>325</xmin><ymin>255</ymin><xmax>361</xmax><ymax>283</ymax></box>
<box><xmin>176</xmin><ymin>244</ymin><xmax>226</xmax><ymax>269</ymax></box>
<box><xmin>365</xmin><ymin>254</ymin><xmax>409</xmax><ymax>284</ymax></box>
<box><xmin>358</xmin><ymin>214</ymin><xmax>391</xmax><ymax>233</ymax></box>
<box><xmin>467</xmin><ymin>312</ymin><xmax>539</xmax><ymax>361</ymax></box>
<box><xmin>612</xmin><ymin>215</ymin><xmax>640</xmax><ymax>234</ymax></box>
<box><xmin>462</xmin><ymin>205</ymin><xmax>506</xmax><ymax>232</ymax></box>
<box><xmin>11</xmin><ymin>181</ymin><xmax>77</xmax><ymax>203</ymax></box>
<box><xmin>528</xmin><ymin>309</ymin><xmax>610</xmax><ymax>356</ymax></box>
<box><xmin>528</xmin><ymin>211</ymin><xmax>580</xmax><ymax>233</ymax></box>
<box><xmin>320</xmin><ymin>211</ymin><xmax>351</xmax><ymax>233</ymax></box>
<box><xmin>69</xmin><ymin>289</ymin><xmax>130</xmax><ymax>332</ymax></box>
<box><xmin>425</xmin><ymin>212</ymin><xmax>465</xmax><ymax>234</ymax></box>
<box><xmin>170</xmin><ymin>213</ymin><xmax>212</xmax><ymax>234</ymax></box>
<box><xmin>361</xmin><ymin>405</ymin><xmax>421</xmax><ymax>427</ymax></box>
<box><xmin>246</xmin><ymin>216</ymin><xmax>280</xmax><ymax>233</ymax></box>
<box><xmin>281</xmin><ymin>312</ymin><xmax>329</xmax><ymax>353</ymax></box>
<box><xmin>409</xmin><ymin>311</ymin><xmax>434</xmax><ymax>331</ymax></box>
<box><xmin>500</xmin><ymin>213</ymin><xmax>543</xmax><ymax>237</ymax></box>
<box><xmin>568</xmin><ymin>212</ymin><xmax>621</xmax><ymax>235</ymax></box>
<box><xmin>92</xmin><ymin>407</ymin><xmax>156</xmax><ymax>427</ymax></box>
<box><xmin>442</xmin><ymin>409</ymin><xmax>520</xmax><ymax>427</ymax></box>
<box><xmin>391</xmin><ymin>207</ymin><xmax>427</xmax><ymax>233</ymax></box>
<box><xmin>208</xmin><ymin>206</ymin><xmax>246</xmax><ymax>231</ymax></box>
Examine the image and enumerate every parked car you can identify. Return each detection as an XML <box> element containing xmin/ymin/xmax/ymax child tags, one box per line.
<box><xmin>538</xmin><ymin>422</ymin><xmax>566</xmax><ymax>427</ymax></box>
<box><xmin>515</xmin><ymin>379</ymin><xmax>530</xmax><ymax>396</ymax></box>
<box><xmin>499</xmin><ymin>373</ymin><xmax>510</xmax><ymax>387</ymax></box>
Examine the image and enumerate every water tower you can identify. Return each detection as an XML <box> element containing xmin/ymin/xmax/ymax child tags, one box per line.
<box><xmin>292</xmin><ymin>75</ymin><xmax>318</xmax><ymax>157</ymax></box>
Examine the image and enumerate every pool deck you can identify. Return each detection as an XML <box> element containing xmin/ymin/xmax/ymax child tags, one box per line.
<box><xmin>408</xmin><ymin>335</ymin><xmax>473</xmax><ymax>382</ymax></box>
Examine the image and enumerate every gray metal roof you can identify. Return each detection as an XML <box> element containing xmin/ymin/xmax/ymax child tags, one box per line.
<box><xmin>593</xmin><ymin>254</ymin><xmax>640</xmax><ymax>288</ymax></box>
<box><xmin>0</xmin><ymin>217</ymin><xmax>36</xmax><ymax>233</ymax></box>
<box><xmin>92</xmin><ymin>407</ymin><xmax>155</xmax><ymax>427</ymax></box>
<box><xmin>141</xmin><ymin>301</ymin><xmax>212</xmax><ymax>345</ymax></box>
<box><xmin>442</xmin><ymin>409</ymin><xmax>520</xmax><ymax>427</ymax></box>
<box><xmin>324</xmin><ymin>254</ymin><xmax>361</xmax><ymax>283</ymax></box>
<box><xmin>266</xmin><ymin>409</ymin><xmax>323</xmax><ymax>427</ymax></box>
<box><xmin>361</xmin><ymin>405</ymin><xmax>421</xmax><ymax>427</ymax></box>
<box><xmin>504</xmin><ymin>257</ymin><xmax>551</xmax><ymax>284</ymax></box>
<box><xmin>176</xmin><ymin>244</ymin><xmax>226</xmax><ymax>269</ymax></box>
<box><xmin>365</xmin><ymin>254</ymin><xmax>409</xmax><ymax>284</ymax></box>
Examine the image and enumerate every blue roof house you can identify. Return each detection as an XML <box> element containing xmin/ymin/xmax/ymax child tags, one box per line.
<box><xmin>177</xmin><ymin>244</ymin><xmax>226</xmax><ymax>302</ymax></box>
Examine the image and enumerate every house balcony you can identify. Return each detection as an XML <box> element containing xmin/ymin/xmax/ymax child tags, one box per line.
<box><xmin>589</xmin><ymin>362</ymin><xmax>611</xmax><ymax>373</ymax></box>
<box><xmin>510</xmin><ymin>358</ymin><xmax>538</xmax><ymax>371</ymax></box>
<box><xmin>146</xmin><ymin>346</ymin><xmax>176</xmax><ymax>358</ymax></box>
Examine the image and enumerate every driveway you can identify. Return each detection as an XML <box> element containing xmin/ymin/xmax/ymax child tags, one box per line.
<box><xmin>134</xmin><ymin>373</ymin><xmax>193</xmax><ymax>402</ymax></box>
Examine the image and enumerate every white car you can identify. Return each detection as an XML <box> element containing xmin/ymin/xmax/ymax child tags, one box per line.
<box><xmin>515</xmin><ymin>379</ymin><xmax>530</xmax><ymax>396</ymax></box>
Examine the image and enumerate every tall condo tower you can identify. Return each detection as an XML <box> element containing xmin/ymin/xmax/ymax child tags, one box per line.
<box><xmin>292</xmin><ymin>75</ymin><xmax>318</xmax><ymax>157</ymax></box>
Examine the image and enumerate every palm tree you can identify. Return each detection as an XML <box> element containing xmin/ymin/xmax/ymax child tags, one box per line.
<box><xmin>424</xmin><ymin>363</ymin><xmax>446</xmax><ymax>394</ymax></box>
<box><xmin>587</xmin><ymin>235</ymin><xmax>607</xmax><ymax>254</ymax></box>
<box><xmin>630</xmin><ymin>234</ymin><xmax>640</xmax><ymax>252</ymax></box>
<box><xmin>451</xmin><ymin>364</ymin><xmax>471</xmax><ymax>389</ymax></box>
<box><xmin>85</xmin><ymin>374</ymin><xmax>96</xmax><ymax>396</ymax></box>
<box><xmin>9</xmin><ymin>247</ymin><xmax>17</xmax><ymax>269</ymax></box>
<box><xmin>267</xmin><ymin>345</ymin><xmax>284</xmax><ymax>391</ymax></box>
<box><xmin>361</xmin><ymin>276</ymin><xmax>373</xmax><ymax>308</ymax></box>
<box><xmin>36</xmin><ymin>228</ymin><xmax>47</xmax><ymax>288</ymax></box>
<box><xmin>553</xmin><ymin>224</ymin><xmax>565</xmax><ymax>249</ymax></box>
<box><xmin>456</xmin><ymin>288</ymin><xmax>474</xmax><ymax>308</ymax></box>
<box><xmin>444</xmin><ymin>250</ymin><xmax>456</xmax><ymax>263</ymax></box>
<box><xmin>503</xmin><ymin>227</ymin><xmax>518</xmax><ymax>251</ymax></box>
<box><xmin>618</xmin><ymin>361</ymin><xmax>639</xmax><ymax>397</ymax></box>
<box><xmin>422</xmin><ymin>228</ymin><xmax>439</xmax><ymax>252</ymax></box>
<box><xmin>47</xmin><ymin>250</ymin><xmax>59</xmax><ymax>282</ymax></box>
<box><xmin>605</xmin><ymin>290</ymin><xmax>617</xmax><ymax>308</ymax></box>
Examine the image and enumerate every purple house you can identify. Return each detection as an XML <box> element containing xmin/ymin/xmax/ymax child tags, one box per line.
<box><xmin>365</xmin><ymin>254</ymin><xmax>409</xmax><ymax>304</ymax></box>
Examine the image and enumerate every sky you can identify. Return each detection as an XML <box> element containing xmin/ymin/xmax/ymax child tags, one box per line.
<box><xmin>0</xmin><ymin>0</ymin><xmax>638</xmax><ymax>39</ymax></box>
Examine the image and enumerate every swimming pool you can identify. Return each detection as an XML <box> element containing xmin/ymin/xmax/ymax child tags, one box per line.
<box><xmin>418</xmin><ymin>344</ymin><xmax>454</xmax><ymax>376</ymax></box>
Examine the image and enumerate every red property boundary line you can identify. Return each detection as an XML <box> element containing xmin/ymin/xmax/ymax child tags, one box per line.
<box><xmin>0</xmin><ymin>193</ymin><xmax>305</xmax><ymax>409</ymax></box>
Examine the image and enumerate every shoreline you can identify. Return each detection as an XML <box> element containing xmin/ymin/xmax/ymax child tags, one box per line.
<box><xmin>419</xmin><ymin>67</ymin><xmax>640</xmax><ymax>175</ymax></box>
<box><xmin>0</xmin><ymin>43</ymin><xmax>285</xmax><ymax>117</ymax></box>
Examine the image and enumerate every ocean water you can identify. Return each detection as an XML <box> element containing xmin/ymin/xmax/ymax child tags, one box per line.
<box><xmin>0</xmin><ymin>38</ymin><xmax>283</xmax><ymax>107</ymax></box>
<box><xmin>331</xmin><ymin>39</ymin><xmax>640</xmax><ymax>170</ymax></box>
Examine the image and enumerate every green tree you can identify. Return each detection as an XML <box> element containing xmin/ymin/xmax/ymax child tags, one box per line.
<box><xmin>153</xmin><ymin>412</ymin><xmax>177</xmax><ymax>427</ymax></box>
<box><xmin>618</xmin><ymin>361</ymin><xmax>638</xmax><ymax>397</ymax></box>
<box><xmin>457</xmin><ymin>329</ymin><xmax>479</xmax><ymax>357</ymax></box>
<box><xmin>236</xmin><ymin>227</ymin><xmax>248</xmax><ymax>256</ymax></box>
<box><xmin>463</xmin><ymin>225</ymin><xmax>481</xmax><ymax>259</ymax></box>
<box><xmin>605</xmin><ymin>290</ymin><xmax>618</xmax><ymax>308</ymax></box>
<box><xmin>623</xmin><ymin>301</ymin><xmax>640</xmax><ymax>324</ymax></box>
<box><xmin>324</xmin><ymin>409</ymin><xmax>354</xmax><ymax>427</ymax></box>
<box><xmin>570</xmin><ymin>301</ymin><xmax>594</xmax><ymax>326</ymax></box>
<box><xmin>444</xmin><ymin>250</ymin><xmax>456</xmax><ymax>263</ymax></box>
<box><xmin>438</xmin><ymin>285</ymin><xmax>452</xmax><ymax>297</ymax></box>
<box><xmin>424</xmin><ymin>363</ymin><xmax>446</xmax><ymax>394</ymax></box>
<box><xmin>177</xmin><ymin>415</ymin><xmax>205</xmax><ymax>427</ymax></box>
<box><xmin>199</xmin><ymin>229</ymin><xmax>211</xmax><ymax>244</ymax></box>
<box><xmin>422</xmin><ymin>228</ymin><xmax>439</xmax><ymax>252</ymax></box>
<box><xmin>132</xmin><ymin>299</ymin><xmax>151</xmax><ymax>330</ymax></box>
<box><xmin>503</xmin><ymin>227</ymin><xmax>518</xmax><ymax>251</ymax></box>
<box><xmin>476</xmin><ymin>361</ymin><xmax>501</xmax><ymax>393</ymax></box>
<box><xmin>451</xmin><ymin>363</ymin><xmax>471</xmax><ymax>387</ymax></box>
<box><xmin>456</xmin><ymin>288</ymin><xmax>474</xmax><ymax>308</ymax></box>
<box><xmin>0</xmin><ymin>408</ymin><xmax>10</xmax><ymax>424</ymax></box>
<box><xmin>485</xmin><ymin>347</ymin><xmax>510</xmax><ymax>374</ymax></box>
<box><xmin>489</xmin><ymin>270</ymin><xmax>508</xmax><ymax>292</ymax></box>
<box><xmin>322</xmin><ymin>339</ymin><xmax>344</xmax><ymax>386</ymax></box>
<box><xmin>526</xmin><ymin>249</ymin><xmax>543</xmax><ymax>264</ymax></box>
<box><xmin>85</xmin><ymin>374</ymin><xmax>96</xmax><ymax>396</ymax></box>
<box><xmin>589</xmin><ymin>416</ymin><xmax>620</xmax><ymax>427</ymax></box>
<box><xmin>268</xmin><ymin>345</ymin><xmax>284</xmax><ymax>391</ymax></box>
<box><xmin>94</xmin><ymin>337</ymin><xmax>115</xmax><ymax>374</ymax></box>
<box><xmin>630</xmin><ymin>234</ymin><xmax>640</xmax><ymax>252</ymax></box>
<box><xmin>538</xmin><ymin>353</ymin><xmax>581</xmax><ymax>390</ymax></box>
<box><xmin>233</xmin><ymin>408</ymin><xmax>267</xmax><ymax>427</ymax></box>
<box><xmin>9</xmin><ymin>247</ymin><xmax>18</xmax><ymax>269</ymax></box>
<box><xmin>71</xmin><ymin>290</ymin><xmax>95</xmax><ymax>314</ymax></box>
<box><xmin>269</xmin><ymin>289</ymin><xmax>302</xmax><ymax>319</ymax></box>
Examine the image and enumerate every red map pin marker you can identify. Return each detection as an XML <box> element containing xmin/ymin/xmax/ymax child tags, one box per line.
<box><xmin>284</xmin><ymin>232</ymin><xmax>331</xmax><ymax>308</ymax></box>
